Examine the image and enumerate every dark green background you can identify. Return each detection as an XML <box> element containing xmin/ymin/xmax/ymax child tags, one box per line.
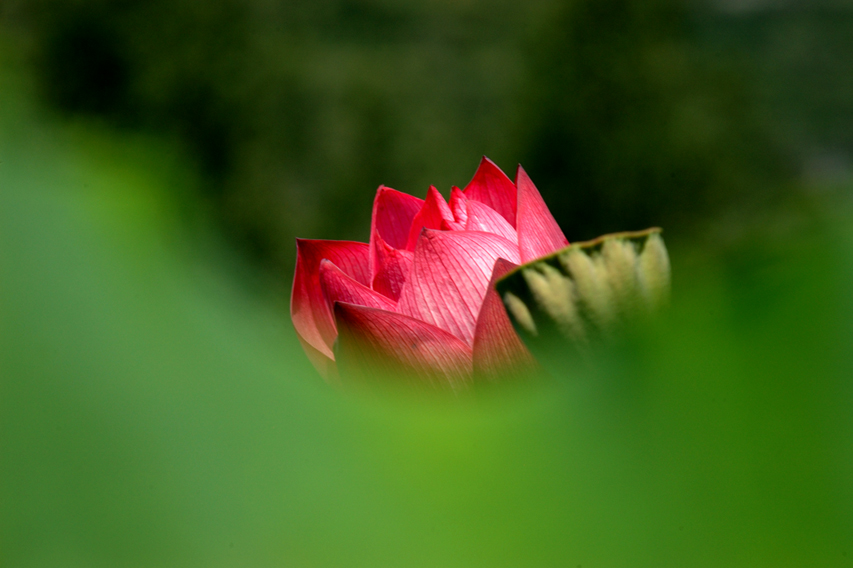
<box><xmin>2</xmin><ymin>2</ymin><xmax>853</xmax><ymax>566</ymax></box>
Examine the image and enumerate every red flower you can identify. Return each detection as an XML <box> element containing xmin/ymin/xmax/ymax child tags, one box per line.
<box><xmin>291</xmin><ymin>157</ymin><xmax>568</xmax><ymax>388</ymax></box>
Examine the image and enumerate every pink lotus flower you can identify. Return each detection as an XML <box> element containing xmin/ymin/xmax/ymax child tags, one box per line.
<box><xmin>291</xmin><ymin>157</ymin><xmax>568</xmax><ymax>388</ymax></box>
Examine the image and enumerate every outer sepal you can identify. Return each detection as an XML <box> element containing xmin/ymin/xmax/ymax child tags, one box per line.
<box><xmin>291</xmin><ymin>239</ymin><xmax>370</xmax><ymax>360</ymax></box>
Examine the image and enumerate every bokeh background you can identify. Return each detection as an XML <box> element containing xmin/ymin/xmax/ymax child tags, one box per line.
<box><xmin>1</xmin><ymin>0</ymin><xmax>852</xmax><ymax>566</ymax></box>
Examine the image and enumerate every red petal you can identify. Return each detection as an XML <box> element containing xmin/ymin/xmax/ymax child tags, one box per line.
<box><xmin>449</xmin><ymin>186</ymin><xmax>468</xmax><ymax>225</ymax></box>
<box><xmin>372</xmin><ymin>234</ymin><xmax>414</xmax><ymax>301</ymax></box>
<box><xmin>472</xmin><ymin>258</ymin><xmax>540</xmax><ymax>382</ymax></box>
<box><xmin>398</xmin><ymin>229</ymin><xmax>520</xmax><ymax>346</ymax></box>
<box><xmin>369</xmin><ymin>186</ymin><xmax>423</xmax><ymax>275</ymax></box>
<box><xmin>465</xmin><ymin>200</ymin><xmax>519</xmax><ymax>243</ymax></box>
<box><xmin>291</xmin><ymin>239</ymin><xmax>370</xmax><ymax>360</ymax></box>
<box><xmin>463</xmin><ymin>156</ymin><xmax>517</xmax><ymax>228</ymax></box>
<box><xmin>320</xmin><ymin>260</ymin><xmax>397</xmax><ymax>320</ymax></box>
<box><xmin>370</xmin><ymin>185</ymin><xmax>424</xmax><ymax>249</ymax></box>
<box><xmin>515</xmin><ymin>165</ymin><xmax>569</xmax><ymax>263</ymax></box>
<box><xmin>405</xmin><ymin>186</ymin><xmax>455</xmax><ymax>250</ymax></box>
<box><xmin>334</xmin><ymin>302</ymin><xmax>473</xmax><ymax>388</ymax></box>
<box><xmin>440</xmin><ymin>218</ymin><xmax>465</xmax><ymax>232</ymax></box>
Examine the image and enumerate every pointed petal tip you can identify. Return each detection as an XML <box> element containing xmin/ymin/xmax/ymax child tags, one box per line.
<box><xmin>295</xmin><ymin>334</ymin><xmax>339</xmax><ymax>383</ymax></box>
<box><xmin>374</xmin><ymin>185</ymin><xmax>419</xmax><ymax>201</ymax></box>
<box><xmin>463</xmin><ymin>156</ymin><xmax>518</xmax><ymax>228</ymax></box>
<box><xmin>404</xmin><ymin>187</ymin><xmax>455</xmax><ymax>250</ymax></box>
<box><xmin>493</xmin><ymin>256</ymin><xmax>517</xmax><ymax>274</ymax></box>
<box><xmin>425</xmin><ymin>185</ymin><xmax>444</xmax><ymax>202</ymax></box>
<box><xmin>418</xmin><ymin>226</ymin><xmax>454</xmax><ymax>241</ymax></box>
<box><xmin>479</xmin><ymin>155</ymin><xmax>500</xmax><ymax>167</ymax></box>
<box><xmin>293</xmin><ymin>236</ymin><xmax>312</xmax><ymax>251</ymax></box>
<box><xmin>515</xmin><ymin>165</ymin><xmax>569</xmax><ymax>262</ymax></box>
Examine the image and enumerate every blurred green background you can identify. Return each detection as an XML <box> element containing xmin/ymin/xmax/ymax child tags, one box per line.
<box><xmin>1</xmin><ymin>1</ymin><xmax>852</xmax><ymax>566</ymax></box>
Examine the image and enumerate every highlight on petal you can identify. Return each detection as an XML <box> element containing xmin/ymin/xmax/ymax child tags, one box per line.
<box><xmin>398</xmin><ymin>229</ymin><xmax>520</xmax><ymax>346</ymax></box>
<box><xmin>465</xmin><ymin>199</ymin><xmax>518</xmax><ymax>244</ymax></box>
<box><xmin>472</xmin><ymin>258</ymin><xmax>540</xmax><ymax>382</ymax></box>
<box><xmin>515</xmin><ymin>165</ymin><xmax>569</xmax><ymax>263</ymax></box>
<box><xmin>291</xmin><ymin>239</ymin><xmax>370</xmax><ymax>360</ymax></box>
<box><xmin>369</xmin><ymin>186</ymin><xmax>423</xmax><ymax>275</ymax></box>
<box><xmin>405</xmin><ymin>186</ymin><xmax>455</xmax><ymax>250</ymax></box>
<box><xmin>320</xmin><ymin>260</ymin><xmax>397</xmax><ymax>321</ymax></box>
<box><xmin>334</xmin><ymin>302</ymin><xmax>473</xmax><ymax>389</ymax></box>
<box><xmin>463</xmin><ymin>156</ymin><xmax>517</xmax><ymax>227</ymax></box>
<box><xmin>372</xmin><ymin>234</ymin><xmax>414</xmax><ymax>301</ymax></box>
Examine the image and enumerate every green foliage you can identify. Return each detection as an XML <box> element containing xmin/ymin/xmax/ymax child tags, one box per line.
<box><xmin>8</xmin><ymin>0</ymin><xmax>537</xmax><ymax>275</ymax></box>
<box><xmin>4</xmin><ymin>0</ymin><xmax>801</xmax><ymax>279</ymax></box>
<box><xmin>520</xmin><ymin>0</ymin><xmax>790</xmax><ymax>240</ymax></box>
<box><xmin>2</xmin><ymin>55</ymin><xmax>853</xmax><ymax>567</ymax></box>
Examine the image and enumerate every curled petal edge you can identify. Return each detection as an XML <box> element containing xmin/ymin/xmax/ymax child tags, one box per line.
<box><xmin>319</xmin><ymin>259</ymin><xmax>397</xmax><ymax>323</ymax></box>
<box><xmin>291</xmin><ymin>239</ymin><xmax>370</xmax><ymax>360</ymax></box>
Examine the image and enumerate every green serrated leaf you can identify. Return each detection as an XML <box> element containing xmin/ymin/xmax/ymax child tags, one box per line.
<box><xmin>497</xmin><ymin>228</ymin><xmax>670</xmax><ymax>353</ymax></box>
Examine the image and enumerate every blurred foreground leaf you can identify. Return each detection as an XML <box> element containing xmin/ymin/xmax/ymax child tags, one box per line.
<box><xmin>2</xmin><ymin>60</ymin><xmax>852</xmax><ymax>567</ymax></box>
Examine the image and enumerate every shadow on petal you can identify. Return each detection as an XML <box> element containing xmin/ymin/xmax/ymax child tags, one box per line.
<box><xmin>473</xmin><ymin>258</ymin><xmax>542</xmax><ymax>383</ymax></box>
<box><xmin>334</xmin><ymin>302</ymin><xmax>473</xmax><ymax>391</ymax></box>
<box><xmin>372</xmin><ymin>233</ymin><xmax>414</xmax><ymax>301</ymax></box>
